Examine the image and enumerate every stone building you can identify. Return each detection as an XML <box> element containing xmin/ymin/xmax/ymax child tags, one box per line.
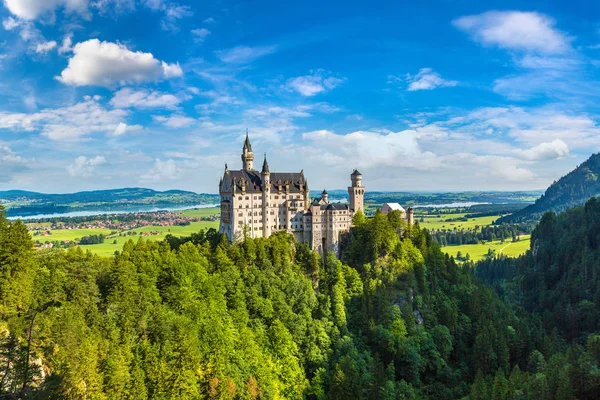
<box><xmin>218</xmin><ymin>133</ymin><xmax>366</xmax><ymax>254</ymax></box>
<box><xmin>381</xmin><ymin>202</ymin><xmax>414</xmax><ymax>225</ymax></box>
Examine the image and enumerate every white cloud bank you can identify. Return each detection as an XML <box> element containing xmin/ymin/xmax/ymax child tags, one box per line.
<box><xmin>287</xmin><ymin>70</ymin><xmax>345</xmax><ymax>96</ymax></box>
<box><xmin>58</xmin><ymin>39</ymin><xmax>183</xmax><ymax>87</ymax></box>
<box><xmin>110</xmin><ymin>88</ymin><xmax>181</xmax><ymax>109</ymax></box>
<box><xmin>67</xmin><ymin>155</ymin><xmax>106</xmax><ymax>177</ymax></box>
<box><xmin>3</xmin><ymin>0</ymin><xmax>90</xmax><ymax>20</ymax></box>
<box><xmin>513</xmin><ymin>139</ymin><xmax>569</xmax><ymax>161</ymax></box>
<box><xmin>453</xmin><ymin>11</ymin><xmax>571</xmax><ymax>54</ymax></box>
<box><xmin>140</xmin><ymin>158</ymin><xmax>181</xmax><ymax>182</ymax></box>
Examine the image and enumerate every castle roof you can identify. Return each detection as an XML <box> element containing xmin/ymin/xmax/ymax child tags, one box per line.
<box><xmin>262</xmin><ymin>154</ymin><xmax>270</xmax><ymax>174</ymax></box>
<box><xmin>383</xmin><ymin>202</ymin><xmax>405</xmax><ymax>212</ymax></box>
<box><xmin>221</xmin><ymin>169</ymin><xmax>306</xmax><ymax>193</ymax></box>
<box><xmin>321</xmin><ymin>203</ymin><xmax>348</xmax><ymax>211</ymax></box>
<box><xmin>351</xmin><ymin>169</ymin><xmax>362</xmax><ymax>177</ymax></box>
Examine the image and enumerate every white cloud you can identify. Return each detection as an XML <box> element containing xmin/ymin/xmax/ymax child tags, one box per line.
<box><xmin>215</xmin><ymin>45</ymin><xmax>277</xmax><ymax>64</ymax></box>
<box><xmin>3</xmin><ymin>0</ymin><xmax>90</xmax><ymax>20</ymax></box>
<box><xmin>141</xmin><ymin>0</ymin><xmax>192</xmax><ymax>32</ymax></box>
<box><xmin>153</xmin><ymin>114</ymin><xmax>196</xmax><ymax>128</ymax></box>
<box><xmin>203</xmin><ymin>17</ymin><xmax>215</xmax><ymax>23</ymax></box>
<box><xmin>110</xmin><ymin>122</ymin><xmax>143</xmax><ymax>136</ymax></box>
<box><xmin>110</xmin><ymin>88</ymin><xmax>181</xmax><ymax>109</ymax></box>
<box><xmin>453</xmin><ymin>11</ymin><xmax>570</xmax><ymax>54</ymax></box>
<box><xmin>58</xmin><ymin>33</ymin><xmax>73</xmax><ymax>54</ymax></box>
<box><xmin>140</xmin><ymin>158</ymin><xmax>181</xmax><ymax>182</ymax></box>
<box><xmin>67</xmin><ymin>155</ymin><xmax>106</xmax><ymax>177</ymax></box>
<box><xmin>0</xmin><ymin>146</ymin><xmax>27</xmax><ymax>164</ymax></box>
<box><xmin>450</xmin><ymin>106</ymin><xmax>600</xmax><ymax>149</ymax></box>
<box><xmin>35</xmin><ymin>40</ymin><xmax>57</xmax><ymax>54</ymax></box>
<box><xmin>191</xmin><ymin>28</ymin><xmax>210</xmax><ymax>43</ymax></box>
<box><xmin>57</xmin><ymin>39</ymin><xmax>183</xmax><ymax>87</ymax></box>
<box><xmin>513</xmin><ymin>139</ymin><xmax>569</xmax><ymax>161</ymax></box>
<box><xmin>161</xmin><ymin>61</ymin><xmax>183</xmax><ymax>78</ymax></box>
<box><xmin>2</xmin><ymin>16</ymin><xmax>20</xmax><ymax>30</ymax></box>
<box><xmin>404</xmin><ymin>68</ymin><xmax>458</xmax><ymax>91</ymax></box>
<box><xmin>287</xmin><ymin>70</ymin><xmax>345</xmax><ymax>96</ymax></box>
<box><xmin>0</xmin><ymin>96</ymin><xmax>128</xmax><ymax>141</ymax></box>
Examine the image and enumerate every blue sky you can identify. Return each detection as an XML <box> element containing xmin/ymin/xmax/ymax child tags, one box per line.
<box><xmin>0</xmin><ymin>0</ymin><xmax>599</xmax><ymax>193</ymax></box>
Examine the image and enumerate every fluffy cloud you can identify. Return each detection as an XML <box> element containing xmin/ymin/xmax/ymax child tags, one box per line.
<box><xmin>287</xmin><ymin>70</ymin><xmax>345</xmax><ymax>96</ymax></box>
<box><xmin>450</xmin><ymin>106</ymin><xmax>600</xmax><ymax>149</ymax></box>
<box><xmin>0</xmin><ymin>96</ymin><xmax>128</xmax><ymax>141</ymax></box>
<box><xmin>453</xmin><ymin>11</ymin><xmax>570</xmax><ymax>54</ymax></box>
<box><xmin>35</xmin><ymin>40</ymin><xmax>57</xmax><ymax>54</ymax></box>
<box><xmin>57</xmin><ymin>39</ymin><xmax>183</xmax><ymax>87</ymax></box>
<box><xmin>66</xmin><ymin>155</ymin><xmax>106</xmax><ymax>177</ymax></box>
<box><xmin>139</xmin><ymin>158</ymin><xmax>181</xmax><ymax>182</ymax></box>
<box><xmin>153</xmin><ymin>114</ymin><xmax>196</xmax><ymax>128</ymax></box>
<box><xmin>110</xmin><ymin>88</ymin><xmax>181</xmax><ymax>109</ymax></box>
<box><xmin>513</xmin><ymin>139</ymin><xmax>569</xmax><ymax>161</ymax></box>
<box><xmin>191</xmin><ymin>28</ymin><xmax>210</xmax><ymax>43</ymax></box>
<box><xmin>110</xmin><ymin>122</ymin><xmax>143</xmax><ymax>136</ymax></box>
<box><xmin>3</xmin><ymin>0</ymin><xmax>90</xmax><ymax>20</ymax></box>
<box><xmin>0</xmin><ymin>146</ymin><xmax>27</xmax><ymax>164</ymax></box>
<box><xmin>405</xmin><ymin>68</ymin><xmax>458</xmax><ymax>91</ymax></box>
<box><xmin>215</xmin><ymin>45</ymin><xmax>277</xmax><ymax>64</ymax></box>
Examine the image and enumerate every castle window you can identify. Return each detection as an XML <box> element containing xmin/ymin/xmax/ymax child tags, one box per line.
<box><xmin>238</xmin><ymin>196</ymin><xmax>242</xmax><ymax>200</ymax></box>
<box><xmin>245</xmin><ymin>196</ymin><xmax>249</xmax><ymax>200</ymax></box>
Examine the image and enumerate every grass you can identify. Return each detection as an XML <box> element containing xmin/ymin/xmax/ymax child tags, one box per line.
<box><xmin>418</xmin><ymin>213</ymin><xmax>499</xmax><ymax>230</ymax></box>
<box><xmin>33</xmin><ymin>228</ymin><xmax>114</xmax><ymax>242</ymax></box>
<box><xmin>77</xmin><ymin>221</ymin><xmax>220</xmax><ymax>256</ymax></box>
<box><xmin>31</xmin><ymin>207</ymin><xmax>221</xmax><ymax>257</ymax></box>
<box><xmin>178</xmin><ymin>207</ymin><xmax>220</xmax><ymax>218</ymax></box>
<box><xmin>441</xmin><ymin>235</ymin><xmax>531</xmax><ymax>262</ymax></box>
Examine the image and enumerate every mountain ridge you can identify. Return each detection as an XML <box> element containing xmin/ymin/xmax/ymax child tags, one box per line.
<box><xmin>497</xmin><ymin>153</ymin><xmax>600</xmax><ymax>223</ymax></box>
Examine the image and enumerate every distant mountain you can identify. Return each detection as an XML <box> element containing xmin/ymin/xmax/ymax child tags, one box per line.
<box><xmin>0</xmin><ymin>188</ymin><xmax>220</xmax><ymax>217</ymax></box>
<box><xmin>497</xmin><ymin>153</ymin><xmax>600</xmax><ymax>224</ymax></box>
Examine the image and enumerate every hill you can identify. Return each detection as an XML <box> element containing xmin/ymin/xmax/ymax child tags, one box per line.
<box><xmin>497</xmin><ymin>153</ymin><xmax>600</xmax><ymax>223</ymax></box>
<box><xmin>0</xmin><ymin>187</ymin><xmax>220</xmax><ymax>217</ymax></box>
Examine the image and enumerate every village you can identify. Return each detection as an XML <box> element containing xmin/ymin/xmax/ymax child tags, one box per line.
<box><xmin>28</xmin><ymin>209</ymin><xmax>220</xmax><ymax>249</ymax></box>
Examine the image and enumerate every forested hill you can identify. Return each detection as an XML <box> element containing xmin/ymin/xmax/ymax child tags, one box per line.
<box><xmin>0</xmin><ymin>207</ymin><xmax>597</xmax><ymax>398</ymax></box>
<box><xmin>497</xmin><ymin>153</ymin><xmax>600</xmax><ymax>223</ymax></box>
<box><xmin>0</xmin><ymin>188</ymin><xmax>219</xmax><ymax>216</ymax></box>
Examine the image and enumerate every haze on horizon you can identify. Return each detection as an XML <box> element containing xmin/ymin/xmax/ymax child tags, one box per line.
<box><xmin>0</xmin><ymin>0</ymin><xmax>598</xmax><ymax>193</ymax></box>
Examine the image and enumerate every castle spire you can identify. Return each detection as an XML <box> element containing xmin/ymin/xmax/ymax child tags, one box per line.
<box><xmin>262</xmin><ymin>153</ymin><xmax>270</xmax><ymax>174</ymax></box>
<box><xmin>243</xmin><ymin>129</ymin><xmax>252</xmax><ymax>152</ymax></box>
<box><xmin>241</xmin><ymin>130</ymin><xmax>254</xmax><ymax>170</ymax></box>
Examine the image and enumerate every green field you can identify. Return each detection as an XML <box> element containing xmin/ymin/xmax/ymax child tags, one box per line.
<box><xmin>74</xmin><ymin>221</ymin><xmax>220</xmax><ymax>256</ymax></box>
<box><xmin>178</xmin><ymin>207</ymin><xmax>220</xmax><ymax>218</ymax></box>
<box><xmin>31</xmin><ymin>207</ymin><xmax>221</xmax><ymax>257</ymax></box>
<box><xmin>418</xmin><ymin>213</ymin><xmax>499</xmax><ymax>230</ymax></box>
<box><xmin>441</xmin><ymin>235</ymin><xmax>531</xmax><ymax>262</ymax></box>
<box><xmin>33</xmin><ymin>228</ymin><xmax>114</xmax><ymax>242</ymax></box>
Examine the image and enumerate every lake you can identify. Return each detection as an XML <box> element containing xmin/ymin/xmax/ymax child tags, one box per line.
<box><xmin>9</xmin><ymin>204</ymin><xmax>219</xmax><ymax>220</ymax></box>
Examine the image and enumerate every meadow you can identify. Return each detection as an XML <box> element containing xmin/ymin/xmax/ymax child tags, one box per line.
<box><xmin>417</xmin><ymin>213</ymin><xmax>498</xmax><ymax>230</ymax></box>
<box><xmin>418</xmin><ymin>212</ymin><xmax>531</xmax><ymax>261</ymax></box>
<box><xmin>441</xmin><ymin>235</ymin><xmax>531</xmax><ymax>262</ymax></box>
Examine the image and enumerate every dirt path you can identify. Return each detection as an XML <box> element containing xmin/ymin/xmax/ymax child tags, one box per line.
<box><xmin>499</xmin><ymin>242</ymin><xmax>512</xmax><ymax>255</ymax></box>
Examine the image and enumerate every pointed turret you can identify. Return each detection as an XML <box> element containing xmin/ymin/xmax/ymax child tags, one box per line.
<box><xmin>262</xmin><ymin>153</ymin><xmax>270</xmax><ymax>174</ymax></box>
<box><xmin>243</xmin><ymin>129</ymin><xmax>252</xmax><ymax>152</ymax></box>
<box><xmin>241</xmin><ymin>130</ymin><xmax>254</xmax><ymax>170</ymax></box>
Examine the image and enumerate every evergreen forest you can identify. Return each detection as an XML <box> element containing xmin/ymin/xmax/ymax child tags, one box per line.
<box><xmin>0</xmin><ymin>203</ymin><xmax>599</xmax><ymax>399</ymax></box>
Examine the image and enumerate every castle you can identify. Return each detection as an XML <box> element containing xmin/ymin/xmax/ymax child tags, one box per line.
<box><xmin>218</xmin><ymin>133</ymin><xmax>411</xmax><ymax>254</ymax></box>
<box><xmin>218</xmin><ymin>133</ymin><xmax>366</xmax><ymax>254</ymax></box>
